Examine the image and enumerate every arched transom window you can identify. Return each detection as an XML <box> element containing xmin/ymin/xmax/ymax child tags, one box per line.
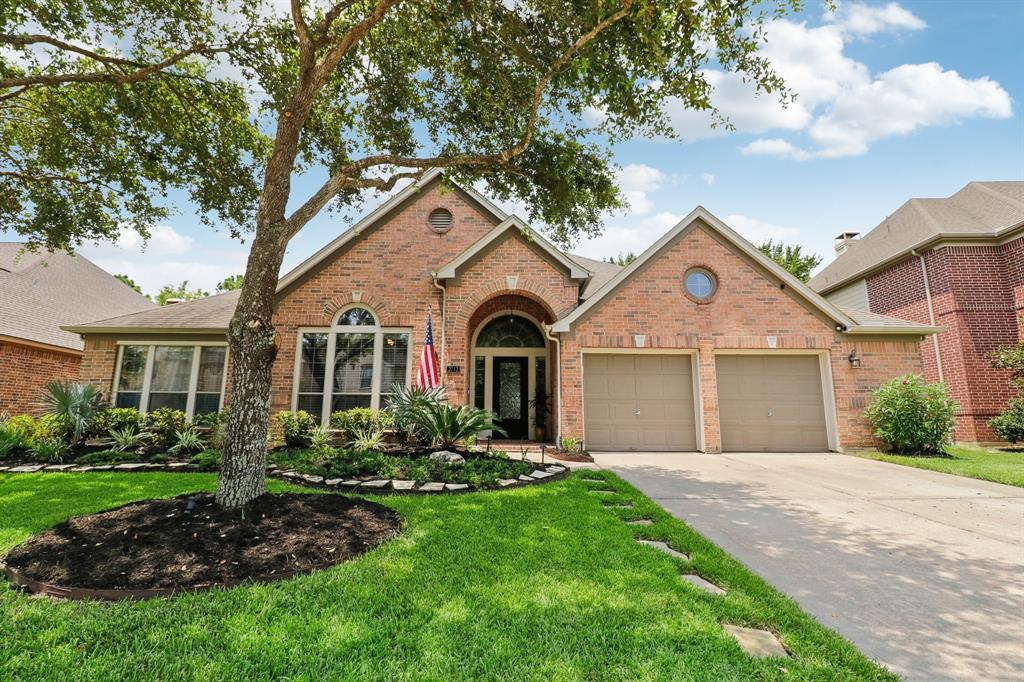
<box><xmin>475</xmin><ymin>314</ymin><xmax>545</xmax><ymax>348</ymax></box>
<box><xmin>293</xmin><ymin>306</ymin><xmax>411</xmax><ymax>422</ymax></box>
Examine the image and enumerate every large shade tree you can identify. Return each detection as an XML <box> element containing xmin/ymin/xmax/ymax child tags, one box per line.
<box><xmin>3</xmin><ymin>0</ymin><xmax>798</xmax><ymax>508</ymax></box>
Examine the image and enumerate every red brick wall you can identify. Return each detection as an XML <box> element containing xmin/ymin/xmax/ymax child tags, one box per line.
<box><xmin>268</xmin><ymin>179</ymin><xmax>580</xmax><ymax>415</ymax></box>
<box><xmin>0</xmin><ymin>340</ymin><xmax>82</xmax><ymax>415</ymax></box>
<box><xmin>559</xmin><ymin>222</ymin><xmax>923</xmax><ymax>451</ymax></box>
<box><xmin>866</xmin><ymin>240</ymin><xmax>1021</xmax><ymax>442</ymax></box>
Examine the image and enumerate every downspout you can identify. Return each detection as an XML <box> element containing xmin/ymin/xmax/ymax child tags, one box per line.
<box><xmin>431</xmin><ymin>272</ymin><xmax>447</xmax><ymax>385</ymax></box>
<box><xmin>912</xmin><ymin>250</ymin><xmax>944</xmax><ymax>382</ymax></box>
<box><xmin>541</xmin><ymin>323</ymin><xmax>562</xmax><ymax>447</ymax></box>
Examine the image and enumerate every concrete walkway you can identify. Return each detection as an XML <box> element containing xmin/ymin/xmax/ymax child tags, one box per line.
<box><xmin>592</xmin><ymin>452</ymin><xmax>1024</xmax><ymax>682</ymax></box>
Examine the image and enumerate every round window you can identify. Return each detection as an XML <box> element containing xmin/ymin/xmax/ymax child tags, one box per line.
<box><xmin>428</xmin><ymin>208</ymin><xmax>453</xmax><ymax>233</ymax></box>
<box><xmin>684</xmin><ymin>268</ymin><xmax>717</xmax><ymax>301</ymax></box>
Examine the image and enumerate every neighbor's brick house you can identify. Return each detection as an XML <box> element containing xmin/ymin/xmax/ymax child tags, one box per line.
<box><xmin>0</xmin><ymin>245</ymin><xmax>154</xmax><ymax>415</ymax></box>
<box><xmin>810</xmin><ymin>181</ymin><xmax>1024</xmax><ymax>442</ymax></box>
<box><xmin>67</xmin><ymin>170</ymin><xmax>936</xmax><ymax>452</ymax></box>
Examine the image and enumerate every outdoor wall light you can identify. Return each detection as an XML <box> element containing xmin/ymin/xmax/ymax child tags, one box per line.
<box><xmin>848</xmin><ymin>350</ymin><xmax>861</xmax><ymax>368</ymax></box>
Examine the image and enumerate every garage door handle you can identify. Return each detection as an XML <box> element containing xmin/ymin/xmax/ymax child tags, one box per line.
<box><xmin>767</xmin><ymin>409</ymin><xmax>773</xmax><ymax>418</ymax></box>
<box><xmin>635</xmin><ymin>409</ymin><xmax>641</xmax><ymax>416</ymax></box>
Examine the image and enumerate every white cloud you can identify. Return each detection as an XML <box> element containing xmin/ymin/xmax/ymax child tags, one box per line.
<box><xmin>615</xmin><ymin>163</ymin><xmax>668</xmax><ymax>216</ymax></box>
<box><xmin>807</xmin><ymin>62</ymin><xmax>1013</xmax><ymax>157</ymax></box>
<box><xmin>740</xmin><ymin>138</ymin><xmax>811</xmax><ymax>161</ymax></box>
<box><xmin>722</xmin><ymin>214</ymin><xmax>800</xmax><ymax>244</ymax></box>
<box><xmin>573</xmin><ymin>211</ymin><xmax>682</xmax><ymax>261</ymax></box>
<box><xmin>722</xmin><ymin>13</ymin><xmax>1012</xmax><ymax>159</ymax></box>
<box><xmin>701</xmin><ymin>173</ymin><xmax>716</xmax><ymax>186</ymax></box>
<box><xmin>825</xmin><ymin>1</ymin><xmax>926</xmax><ymax>37</ymax></box>
<box><xmin>95</xmin><ymin>224</ymin><xmax>194</xmax><ymax>256</ymax></box>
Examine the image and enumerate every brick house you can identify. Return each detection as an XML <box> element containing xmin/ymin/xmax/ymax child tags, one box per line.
<box><xmin>65</xmin><ymin>170</ymin><xmax>937</xmax><ymax>452</ymax></box>
<box><xmin>0</xmin><ymin>244</ymin><xmax>154</xmax><ymax>415</ymax></box>
<box><xmin>810</xmin><ymin>181</ymin><xmax>1024</xmax><ymax>443</ymax></box>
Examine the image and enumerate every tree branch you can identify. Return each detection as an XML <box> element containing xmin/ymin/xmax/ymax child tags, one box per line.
<box><xmin>290</xmin><ymin>0</ymin><xmax>313</xmax><ymax>48</ymax></box>
<box><xmin>0</xmin><ymin>42</ymin><xmax>229</xmax><ymax>90</ymax></box>
<box><xmin>0</xmin><ymin>33</ymin><xmax>139</xmax><ymax>66</ymax></box>
<box><xmin>0</xmin><ymin>169</ymin><xmax>116</xmax><ymax>191</ymax></box>
<box><xmin>283</xmin><ymin>5</ymin><xmax>633</xmax><ymax>238</ymax></box>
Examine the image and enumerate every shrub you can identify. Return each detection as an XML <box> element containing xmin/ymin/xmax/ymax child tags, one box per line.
<box><xmin>989</xmin><ymin>398</ymin><xmax>1024</xmax><ymax>444</ymax></box>
<box><xmin>109</xmin><ymin>425</ymin><xmax>151</xmax><ymax>452</ymax></box>
<box><xmin>32</xmin><ymin>414</ymin><xmax>66</xmax><ymax>444</ymax></box>
<box><xmin>330</xmin><ymin>407</ymin><xmax>393</xmax><ymax>441</ymax></box>
<box><xmin>40</xmin><ymin>380</ymin><xmax>105</xmax><ymax>445</ymax></box>
<box><xmin>0</xmin><ymin>425</ymin><xmax>30</xmax><ymax>459</ymax></box>
<box><xmin>92</xmin><ymin>407</ymin><xmax>146</xmax><ymax>437</ymax></box>
<box><xmin>308</xmin><ymin>424</ymin><xmax>332</xmax><ymax>451</ymax></box>
<box><xmin>189</xmin><ymin>450</ymin><xmax>221</xmax><ymax>471</ymax></box>
<box><xmin>865</xmin><ymin>374</ymin><xmax>958</xmax><ymax>455</ymax></box>
<box><xmin>386</xmin><ymin>384</ymin><xmax>446</xmax><ymax>442</ymax></box>
<box><xmin>78</xmin><ymin>449</ymin><xmax>139</xmax><ymax>465</ymax></box>
<box><xmin>559</xmin><ymin>435</ymin><xmax>580</xmax><ymax>453</ymax></box>
<box><xmin>276</xmin><ymin>410</ymin><xmax>317</xmax><ymax>447</ymax></box>
<box><xmin>3</xmin><ymin>415</ymin><xmax>37</xmax><ymax>441</ymax></box>
<box><xmin>146</xmin><ymin>408</ymin><xmax>189</xmax><ymax>449</ymax></box>
<box><xmin>30</xmin><ymin>437</ymin><xmax>69</xmax><ymax>463</ymax></box>
<box><xmin>406</xmin><ymin>401</ymin><xmax>505</xmax><ymax>449</ymax></box>
<box><xmin>169</xmin><ymin>425</ymin><xmax>205</xmax><ymax>455</ymax></box>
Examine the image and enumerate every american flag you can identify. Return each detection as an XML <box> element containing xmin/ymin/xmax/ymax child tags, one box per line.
<box><xmin>416</xmin><ymin>313</ymin><xmax>441</xmax><ymax>389</ymax></box>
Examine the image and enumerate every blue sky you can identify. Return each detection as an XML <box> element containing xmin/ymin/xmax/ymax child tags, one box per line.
<box><xmin>75</xmin><ymin>0</ymin><xmax>1023</xmax><ymax>296</ymax></box>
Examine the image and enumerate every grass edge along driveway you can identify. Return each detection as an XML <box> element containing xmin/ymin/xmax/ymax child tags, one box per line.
<box><xmin>0</xmin><ymin>471</ymin><xmax>896</xmax><ymax>681</ymax></box>
<box><xmin>849</xmin><ymin>444</ymin><xmax>1024</xmax><ymax>488</ymax></box>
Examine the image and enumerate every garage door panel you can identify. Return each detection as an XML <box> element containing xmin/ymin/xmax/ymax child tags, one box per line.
<box><xmin>584</xmin><ymin>354</ymin><xmax>696</xmax><ymax>452</ymax></box>
<box><xmin>716</xmin><ymin>354</ymin><xmax>828</xmax><ymax>452</ymax></box>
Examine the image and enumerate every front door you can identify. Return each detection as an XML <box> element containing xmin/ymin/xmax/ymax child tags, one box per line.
<box><xmin>492</xmin><ymin>356</ymin><xmax>528</xmax><ymax>439</ymax></box>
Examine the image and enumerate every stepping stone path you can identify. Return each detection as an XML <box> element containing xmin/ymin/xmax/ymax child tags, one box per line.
<box><xmin>341</xmin><ymin>480</ymin><xmax>362</xmax><ymax>488</ymax></box>
<box><xmin>605</xmin><ymin>502</ymin><xmax>633</xmax><ymax>508</ymax></box>
<box><xmin>497</xmin><ymin>479</ymin><xmax>517</xmax><ymax>487</ymax></box>
<box><xmin>445</xmin><ymin>483</ymin><xmax>469</xmax><ymax>492</ymax></box>
<box><xmin>361</xmin><ymin>479</ymin><xmax>389</xmax><ymax>489</ymax></box>
<box><xmin>722</xmin><ymin>624</ymin><xmax>789</xmax><ymax>659</ymax></box>
<box><xmin>581</xmin><ymin>477</ymin><xmax>605</xmax><ymax>483</ymax></box>
<box><xmin>391</xmin><ymin>480</ymin><xmax>415</xmax><ymax>491</ymax></box>
<box><xmin>681</xmin><ymin>573</ymin><xmax>726</xmax><ymax>596</ymax></box>
<box><xmin>114</xmin><ymin>463</ymin><xmax>148</xmax><ymax>470</ymax></box>
<box><xmin>7</xmin><ymin>465</ymin><xmax>44</xmax><ymax>473</ymax></box>
<box><xmin>45</xmin><ymin>464</ymin><xmax>75</xmax><ymax>471</ymax></box>
<box><xmin>518</xmin><ymin>474</ymin><xmax>534</xmax><ymax>482</ymax></box>
<box><xmin>325</xmin><ymin>478</ymin><xmax>343</xmax><ymax>486</ymax></box>
<box><xmin>636</xmin><ymin>539</ymin><xmax>690</xmax><ymax>561</ymax></box>
<box><xmin>588</xmin><ymin>489</ymin><xmax>616</xmax><ymax>494</ymax></box>
<box><xmin>529</xmin><ymin>470</ymin><xmax>552</xmax><ymax>479</ymax></box>
<box><xmin>626</xmin><ymin>518</ymin><xmax>654</xmax><ymax>526</ymax></box>
<box><xmin>301</xmin><ymin>474</ymin><xmax>324</xmax><ymax>484</ymax></box>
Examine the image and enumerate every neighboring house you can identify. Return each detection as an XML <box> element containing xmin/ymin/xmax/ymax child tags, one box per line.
<box><xmin>0</xmin><ymin>244</ymin><xmax>155</xmax><ymax>415</ymax></box>
<box><xmin>65</xmin><ymin>170</ymin><xmax>936</xmax><ymax>453</ymax></box>
<box><xmin>810</xmin><ymin>181</ymin><xmax>1024</xmax><ymax>443</ymax></box>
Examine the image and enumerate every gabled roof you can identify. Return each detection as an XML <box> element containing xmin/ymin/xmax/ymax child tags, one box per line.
<box><xmin>0</xmin><ymin>244</ymin><xmax>154</xmax><ymax>350</ymax></box>
<box><xmin>64</xmin><ymin>290</ymin><xmax>240</xmax><ymax>334</ymax></box>
<box><xmin>550</xmin><ymin>207</ymin><xmax>940</xmax><ymax>335</ymax></box>
<box><xmin>276</xmin><ymin>168</ymin><xmax>509</xmax><ymax>293</ymax></box>
<box><xmin>435</xmin><ymin>215</ymin><xmax>590</xmax><ymax>281</ymax></box>
<box><xmin>810</xmin><ymin>181</ymin><xmax>1024</xmax><ymax>294</ymax></box>
<box><xmin>570</xmin><ymin>254</ymin><xmax>623</xmax><ymax>298</ymax></box>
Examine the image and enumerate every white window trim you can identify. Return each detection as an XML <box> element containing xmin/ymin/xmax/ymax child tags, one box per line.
<box><xmin>113</xmin><ymin>341</ymin><xmax>229</xmax><ymax>419</ymax></box>
<box><xmin>292</xmin><ymin>306</ymin><xmax>412</xmax><ymax>424</ymax></box>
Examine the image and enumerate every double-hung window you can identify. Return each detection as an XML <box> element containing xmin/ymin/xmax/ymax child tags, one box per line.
<box><xmin>113</xmin><ymin>343</ymin><xmax>228</xmax><ymax>418</ymax></box>
<box><xmin>293</xmin><ymin>306</ymin><xmax>411</xmax><ymax>424</ymax></box>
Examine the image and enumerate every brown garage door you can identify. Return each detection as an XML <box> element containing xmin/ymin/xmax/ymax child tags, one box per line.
<box><xmin>716</xmin><ymin>354</ymin><xmax>829</xmax><ymax>452</ymax></box>
<box><xmin>583</xmin><ymin>354</ymin><xmax>697</xmax><ymax>451</ymax></box>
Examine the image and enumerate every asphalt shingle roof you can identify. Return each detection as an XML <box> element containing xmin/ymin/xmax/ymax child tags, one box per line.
<box><xmin>0</xmin><ymin>244</ymin><xmax>155</xmax><ymax>350</ymax></box>
<box><xmin>809</xmin><ymin>181</ymin><xmax>1024</xmax><ymax>293</ymax></box>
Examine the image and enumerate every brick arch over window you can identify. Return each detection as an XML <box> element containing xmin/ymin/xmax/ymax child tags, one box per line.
<box><xmin>454</xmin><ymin>279</ymin><xmax>560</xmax><ymax>331</ymax></box>
<box><xmin>466</xmin><ymin>294</ymin><xmax>555</xmax><ymax>346</ymax></box>
<box><xmin>285</xmin><ymin>292</ymin><xmax>399</xmax><ymax>328</ymax></box>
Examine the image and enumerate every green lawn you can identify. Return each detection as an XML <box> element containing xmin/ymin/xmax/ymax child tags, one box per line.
<box><xmin>850</xmin><ymin>445</ymin><xmax>1024</xmax><ymax>487</ymax></box>
<box><xmin>0</xmin><ymin>472</ymin><xmax>894</xmax><ymax>681</ymax></box>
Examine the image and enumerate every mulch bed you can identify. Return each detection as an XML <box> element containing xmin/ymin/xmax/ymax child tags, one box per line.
<box><xmin>553</xmin><ymin>451</ymin><xmax>595</xmax><ymax>463</ymax></box>
<box><xmin>3</xmin><ymin>493</ymin><xmax>401</xmax><ymax>597</ymax></box>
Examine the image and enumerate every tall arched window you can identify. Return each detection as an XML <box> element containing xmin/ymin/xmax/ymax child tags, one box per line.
<box><xmin>294</xmin><ymin>306</ymin><xmax>411</xmax><ymax>421</ymax></box>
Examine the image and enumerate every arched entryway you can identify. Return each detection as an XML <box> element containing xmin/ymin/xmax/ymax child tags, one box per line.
<box><xmin>469</xmin><ymin>309</ymin><xmax>552</xmax><ymax>441</ymax></box>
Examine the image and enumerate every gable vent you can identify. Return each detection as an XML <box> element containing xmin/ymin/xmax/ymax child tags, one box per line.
<box><xmin>428</xmin><ymin>208</ymin><xmax>454</xmax><ymax>233</ymax></box>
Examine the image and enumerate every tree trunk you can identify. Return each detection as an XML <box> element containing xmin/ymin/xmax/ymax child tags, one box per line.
<box><xmin>215</xmin><ymin>224</ymin><xmax>289</xmax><ymax>509</ymax></box>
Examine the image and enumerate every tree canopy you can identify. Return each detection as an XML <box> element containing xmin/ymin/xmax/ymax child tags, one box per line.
<box><xmin>4</xmin><ymin>0</ymin><xmax>802</xmax><ymax>507</ymax></box>
<box><xmin>216</xmin><ymin>274</ymin><xmax>245</xmax><ymax>292</ymax></box>
<box><xmin>114</xmin><ymin>273</ymin><xmax>144</xmax><ymax>295</ymax></box>
<box><xmin>758</xmin><ymin>239</ymin><xmax>823</xmax><ymax>283</ymax></box>
<box><xmin>154</xmin><ymin>280</ymin><xmax>209</xmax><ymax>306</ymax></box>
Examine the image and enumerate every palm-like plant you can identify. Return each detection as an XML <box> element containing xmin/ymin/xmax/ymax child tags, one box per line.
<box><xmin>409</xmin><ymin>402</ymin><xmax>505</xmax><ymax>450</ymax></box>
<box><xmin>386</xmin><ymin>383</ymin><xmax>447</xmax><ymax>443</ymax></box>
<box><xmin>41</xmin><ymin>381</ymin><xmax>104</xmax><ymax>445</ymax></box>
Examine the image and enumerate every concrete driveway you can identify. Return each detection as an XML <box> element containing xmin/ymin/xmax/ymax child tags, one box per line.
<box><xmin>591</xmin><ymin>452</ymin><xmax>1024</xmax><ymax>682</ymax></box>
